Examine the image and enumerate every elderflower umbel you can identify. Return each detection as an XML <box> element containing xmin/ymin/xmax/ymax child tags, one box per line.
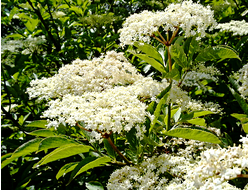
<box><xmin>167</xmin><ymin>83</ymin><xmax>222</xmax><ymax>113</ymax></box>
<box><xmin>1</xmin><ymin>35</ymin><xmax>46</xmax><ymax>55</ymax></box>
<box><xmin>107</xmin><ymin>135</ymin><xmax>248</xmax><ymax>189</ymax></box>
<box><xmin>181</xmin><ymin>63</ymin><xmax>222</xmax><ymax>88</ymax></box>
<box><xmin>27</xmin><ymin>51</ymin><xmax>143</xmax><ymax>100</ymax></box>
<box><xmin>27</xmin><ymin>51</ymin><xmax>170</xmax><ymax>142</ymax></box>
<box><xmin>119</xmin><ymin>1</ymin><xmax>217</xmax><ymax>46</ymax></box>
<box><xmin>216</xmin><ymin>20</ymin><xmax>248</xmax><ymax>36</ymax></box>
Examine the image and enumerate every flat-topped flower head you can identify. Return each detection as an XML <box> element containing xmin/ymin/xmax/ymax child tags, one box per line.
<box><xmin>27</xmin><ymin>51</ymin><xmax>170</xmax><ymax>142</ymax></box>
<box><xmin>119</xmin><ymin>0</ymin><xmax>217</xmax><ymax>46</ymax></box>
<box><xmin>27</xmin><ymin>51</ymin><xmax>143</xmax><ymax>100</ymax></box>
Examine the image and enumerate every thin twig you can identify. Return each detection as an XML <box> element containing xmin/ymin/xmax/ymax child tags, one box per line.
<box><xmin>105</xmin><ymin>136</ymin><xmax>132</xmax><ymax>165</ymax></box>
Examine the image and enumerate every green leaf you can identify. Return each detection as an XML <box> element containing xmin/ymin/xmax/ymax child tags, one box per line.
<box><xmin>38</xmin><ymin>136</ymin><xmax>79</xmax><ymax>151</ymax></box>
<box><xmin>134</xmin><ymin>54</ymin><xmax>166</xmax><ymax>74</ymax></box>
<box><xmin>195</xmin><ymin>46</ymin><xmax>241</xmax><ymax>63</ymax></box>
<box><xmin>228</xmin><ymin>77</ymin><xmax>241</xmax><ymax>90</ymax></box>
<box><xmin>57</xmin><ymin>4</ymin><xmax>70</xmax><ymax>9</ymax></box>
<box><xmin>242</xmin><ymin>123</ymin><xmax>248</xmax><ymax>133</ymax></box>
<box><xmin>162</xmin><ymin>127</ymin><xmax>221</xmax><ymax>143</ymax></box>
<box><xmin>6</xmin><ymin>33</ymin><xmax>24</xmax><ymax>39</ymax></box>
<box><xmin>180</xmin><ymin>110</ymin><xmax>213</xmax><ymax>122</ymax></box>
<box><xmin>133</xmin><ymin>42</ymin><xmax>163</xmax><ymax>63</ymax></box>
<box><xmin>25</xmin><ymin>19</ymin><xmax>39</xmax><ymax>32</ymax></box>
<box><xmin>67</xmin><ymin>157</ymin><xmax>111</xmax><ymax>185</ymax></box>
<box><xmin>192</xmin><ymin>111</ymin><xmax>214</xmax><ymax>118</ymax></box>
<box><xmin>29</xmin><ymin>129</ymin><xmax>57</xmax><ymax>137</ymax></box>
<box><xmin>103</xmin><ymin>138</ymin><xmax>116</xmax><ymax>159</ymax></box>
<box><xmin>26</xmin><ymin>120</ymin><xmax>48</xmax><ymax>128</ymax></box>
<box><xmin>146</xmin><ymin>101</ymin><xmax>156</xmax><ymax>114</ymax></box>
<box><xmin>56</xmin><ymin>162</ymin><xmax>79</xmax><ymax>180</ymax></box>
<box><xmin>231</xmin><ymin>113</ymin><xmax>248</xmax><ymax>121</ymax></box>
<box><xmin>126</xmin><ymin>127</ymin><xmax>138</xmax><ymax>150</ymax></box>
<box><xmin>150</xmin><ymin>83</ymin><xmax>172</xmax><ymax>132</ymax></box>
<box><xmin>34</xmin><ymin>144</ymin><xmax>93</xmax><ymax>168</ymax></box>
<box><xmin>69</xmin><ymin>6</ymin><xmax>83</xmax><ymax>15</ymax></box>
<box><xmin>86</xmin><ymin>181</ymin><xmax>104</xmax><ymax>190</ymax></box>
<box><xmin>187</xmin><ymin>37</ymin><xmax>199</xmax><ymax>61</ymax></box>
<box><xmin>170</xmin><ymin>44</ymin><xmax>189</xmax><ymax>69</ymax></box>
<box><xmin>231</xmin><ymin>114</ymin><xmax>248</xmax><ymax>134</ymax></box>
<box><xmin>164</xmin><ymin>67</ymin><xmax>180</xmax><ymax>80</ymax></box>
<box><xmin>173</xmin><ymin>108</ymin><xmax>182</xmax><ymax>123</ymax></box>
<box><xmin>228</xmin><ymin>86</ymin><xmax>248</xmax><ymax>114</ymax></box>
<box><xmin>186</xmin><ymin>118</ymin><xmax>206</xmax><ymax>127</ymax></box>
<box><xmin>2</xmin><ymin>138</ymin><xmax>42</xmax><ymax>169</ymax></box>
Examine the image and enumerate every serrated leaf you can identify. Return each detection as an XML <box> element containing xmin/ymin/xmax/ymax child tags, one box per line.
<box><xmin>170</xmin><ymin>44</ymin><xmax>189</xmax><ymax>69</ymax></box>
<box><xmin>38</xmin><ymin>136</ymin><xmax>79</xmax><ymax>151</ymax></box>
<box><xmin>26</xmin><ymin>120</ymin><xmax>48</xmax><ymax>128</ymax></box>
<box><xmin>162</xmin><ymin>127</ymin><xmax>221</xmax><ymax>143</ymax></box>
<box><xmin>2</xmin><ymin>138</ymin><xmax>42</xmax><ymax>169</ymax></box>
<box><xmin>67</xmin><ymin>157</ymin><xmax>111</xmax><ymax>185</ymax></box>
<box><xmin>133</xmin><ymin>42</ymin><xmax>163</xmax><ymax>63</ymax></box>
<box><xmin>29</xmin><ymin>129</ymin><xmax>57</xmax><ymax>137</ymax></box>
<box><xmin>195</xmin><ymin>46</ymin><xmax>241</xmax><ymax>63</ymax></box>
<box><xmin>34</xmin><ymin>144</ymin><xmax>93</xmax><ymax>168</ymax></box>
<box><xmin>56</xmin><ymin>162</ymin><xmax>79</xmax><ymax>180</ymax></box>
<box><xmin>134</xmin><ymin>54</ymin><xmax>166</xmax><ymax>74</ymax></box>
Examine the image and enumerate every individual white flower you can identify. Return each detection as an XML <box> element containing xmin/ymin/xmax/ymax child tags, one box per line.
<box><xmin>119</xmin><ymin>1</ymin><xmax>217</xmax><ymax>46</ymax></box>
<box><xmin>216</xmin><ymin>20</ymin><xmax>248</xmax><ymax>36</ymax></box>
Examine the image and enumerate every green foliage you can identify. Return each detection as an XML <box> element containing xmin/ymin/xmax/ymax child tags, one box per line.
<box><xmin>1</xmin><ymin>0</ymin><xmax>248</xmax><ymax>188</ymax></box>
<box><xmin>162</xmin><ymin>127</ymin><xmax>221</xmax><ymax>144</ymax></box>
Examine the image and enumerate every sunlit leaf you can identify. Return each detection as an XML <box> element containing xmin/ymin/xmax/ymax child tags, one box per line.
<box><xmin>162</xmin><ymin>127</ymin><xmax>221</xmax><ymax>143</ymax></box>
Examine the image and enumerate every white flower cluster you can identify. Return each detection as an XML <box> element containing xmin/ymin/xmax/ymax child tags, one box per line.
<box><xmin>168</xmin><ymin>84</ymin><xmax>222</xmax><ymax>113</ymax></box>
<box><xmin>107</xmin><ymin>154</ymin><xmax>191</xmax><ymax>190</ymax></box>
<box><xmin>216</xmin><ymin>20</ymin><xmax>248</xmax><ymax>36</ymax></box>
<box><xmin>27</xmin><ymin>51</ymin><xmax>143</xmax><ymax>100</ymax></box>
<box><xmin>42</xmin><ymin>87</ymin><xmax>149</xmax><ymax>141</ymax></box>
<box><xmin>1</xmin><ymin>35</ymin><xmax>46</xmax><ymax>55</ymax></box>
<box><xmin>188</xmin><ymin>135</ymin><xmax>248</xmax><ymax>189</ymax></box>
<box><xmin>21</xmin><ymin>35</ymin><xmax>46</xmax><ymax>55</ymax></box>
<box><xmin>233</xmin><ymin>63</ymin><xmax>248</xmax><ymax>99</ymax></box>
<box><xmin>181</xmin><ymin>63</ymin><xmax>222</xmax><ymax>88</ymax></box>
<box><xmin>27</xmin><ymin>51</ymin><xmax>170</xmax><ymax>142</ymax></box>
<box><xmin>107</xmin><ymin>135</ymin><xmax>248</xmax><ymax>190</ymax></box>
<box><xmin>119</xmin><ymin>1</ymin><xmax>217</xmax><ymax>46</ymax></box>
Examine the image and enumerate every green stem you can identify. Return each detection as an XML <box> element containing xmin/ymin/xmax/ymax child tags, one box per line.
<box><xmin>76</xmin><ymin>123</ymin><xmax>132</xmax><ymax>165</ymax></box>
<box><xmin>167</xmin><ymin>102</ymin><xmax>171</xmax><ymax>131</ymax></box>
<box><xmin>167</xmin><ymin>46</ymin><xmax>172</xmax><ymax>72</ymax></box>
